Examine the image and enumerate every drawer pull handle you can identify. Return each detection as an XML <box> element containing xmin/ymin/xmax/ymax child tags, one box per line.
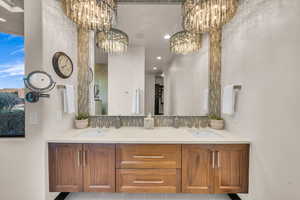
<box><xmin>77</xmin><ymin>151</ymin><xmax>81</xmax><ymax>167</ymax></box>
<box><xmin>212</xmin><ymin>151</ymin><xmax>215</xmax><ymax>169</ymax></box>
<box><xmin>83</xmin><ymin>151</ymin><xmax>87</xmax><ymax>167</ymax></box>
<box><xmin>217</xmin><ymin>151</ymin><xmax>220</xmax><ymax>168</ymax></box>
<box><xmin>133</xmin><ymin>155</ymin><xmax>165</xmax><ymax>159</ymax></box>
<box><xmin>133</xmin><ymin>180</ymin><xmax>164</xmax><ymax>184</ymax></box>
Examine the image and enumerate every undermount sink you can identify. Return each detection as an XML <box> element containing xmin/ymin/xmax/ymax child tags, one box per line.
<box><xmin>76</xmin><ymin>129</ymin><xmax>105</xmax><ymax>137</ymax></box>
<box><xmin>191</xmin><ymin>131</ymin><xmax>223</xmax><ymax>138</ymax></box>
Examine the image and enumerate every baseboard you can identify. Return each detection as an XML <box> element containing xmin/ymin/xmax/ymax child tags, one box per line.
<box><xmin>55</xmin><ymin>192</ymin><xmax>70</xmax><ymax>200</ymax></box>
<box><xmin>228</xmin><ymin>193</ymin><xmax>241</xmax><ymax>200</ymax></box>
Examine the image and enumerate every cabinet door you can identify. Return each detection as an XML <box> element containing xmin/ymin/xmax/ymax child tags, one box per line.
<box><xmin>49</xmin><ymin>143</ymin><xmax>83</xmax><ymax>192</ymax></box>
<box><xmin>182</xmin><ymin>145</ymin><xmax>214</xmax><ymax>193</ymax></box>
<box><xmin>214</xmin><ymin>144</ymin><xmax>249</xmax><ymax>194</ymax></box>
<box><xmin>83</xmin><ymin>144</ymin><xmax>116</xmax><ymax>192</ymax></box>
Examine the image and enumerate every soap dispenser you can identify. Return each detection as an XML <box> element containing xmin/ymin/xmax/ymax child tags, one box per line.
<box><xmin>144</xmin><ymin>113</ymin><xmax>154</xmax><ymax>129</ymax></box>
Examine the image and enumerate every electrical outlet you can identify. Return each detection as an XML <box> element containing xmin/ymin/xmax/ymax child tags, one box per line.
<box><xmin>56</xmin><ymin>111</ymin><xmax>63</xmax><ymax>121</ymax></box>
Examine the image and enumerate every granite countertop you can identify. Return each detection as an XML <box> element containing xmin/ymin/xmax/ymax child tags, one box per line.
<box><xmin>47</xmin><ymin>127</ymin><xmax>250</xmax><ymax>144</ymax></box>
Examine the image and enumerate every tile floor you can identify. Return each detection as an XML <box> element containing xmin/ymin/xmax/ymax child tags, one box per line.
<box><xmin>66</xmin><ymin>193</ymin><xmax>230</xmax><ymax>200</ymax></box>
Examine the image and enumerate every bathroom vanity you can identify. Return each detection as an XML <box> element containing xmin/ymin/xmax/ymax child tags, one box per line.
<box><xmin>48</xmin><ymin>128</ymin><xmax>250</xmax><ymax>194</ymax></box>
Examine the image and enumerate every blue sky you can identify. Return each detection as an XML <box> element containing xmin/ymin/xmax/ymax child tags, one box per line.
<box><xmin>0</xmin><ymin>32</ymin><xmax>24</xmax><ymax>89</ymax></box>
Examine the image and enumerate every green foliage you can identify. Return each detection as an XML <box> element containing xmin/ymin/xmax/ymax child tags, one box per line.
<box><xmin>0</xmin><ymin>93</ymin><xmax>22</xmax><ymax>112</ymax></box>
<box><xmin>209</xmin><ymin>114</ymin><xmax>223</xmax><ymax>120</ymax></box>
<box><xmin>76</xmin><ymin>112</ymin><xmax>89</xmax><ymax>120</ymax></box>
<box><xmin>0</xmin><ymin>110</ymin><xmax>25</xmax><ymax>136</ymax></box>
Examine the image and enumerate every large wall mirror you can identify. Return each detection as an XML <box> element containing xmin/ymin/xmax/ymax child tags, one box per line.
<box><xmin>0</xmin><ymin>0</ymin><xmax>25</xmax><ymax>137</ymax></box>
<box><xmin>92</xmin><ymin>3</ymin><xmax>208</xmax><ymax>116</ymax></box>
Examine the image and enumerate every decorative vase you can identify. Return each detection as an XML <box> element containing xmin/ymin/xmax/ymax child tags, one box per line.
<box><xmin>210</xmin><ymin>119</ymin><xmax>224</xmax><ymax>130</ymax></box>
<box><xmin>75</xmin><ymin>119</ymin><xmax>89</xmax><ymax>129</ymax></box>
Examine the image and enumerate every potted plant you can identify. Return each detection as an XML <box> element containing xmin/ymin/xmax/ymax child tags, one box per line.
<box><xmin>209</xmin><ymin>115</ymin><xmax>225</xmax><ymax>130</ymax></box>
<box><xmin>75</xmin><ymin>113</ymin><xmax>89</xmax><ymax>129</ymax></box>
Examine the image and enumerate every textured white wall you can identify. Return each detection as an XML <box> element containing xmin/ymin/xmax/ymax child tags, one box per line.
<box><xmin>221</xmin><ymin>0</ymin><xmax>300</xmax><ymax>199</ymax></box>
<box><xmin>42</xmin><ymin>0</ymin><xmax>78</xmax><ymax>199</ymax></box>
<box><xmin>108</xmin><ymin>46</ymin><xmax>145</xmax><ymax>115</ymax></box>
<box><xmin>164</xmin><ymin>36</ymin><xmax>209</xmax><ymax>116</ymax></box>
<box><xmin>0</xmin><ymin>0</ymin><xmax>78</xmax><ymax>200</ymax></box>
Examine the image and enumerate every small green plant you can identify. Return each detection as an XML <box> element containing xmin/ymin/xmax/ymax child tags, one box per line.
<box><xmin>209</xmin><ymin>114</ymin><xmax>223</xmax><ymax>120</ymax></box>
<box><xmin>76</xmin><ymin>113</ymin><xmax>89</xmax><ymax>120</ymax></box>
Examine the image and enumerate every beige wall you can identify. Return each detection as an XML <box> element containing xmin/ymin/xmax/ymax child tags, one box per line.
<box><xmin>164</xmin><ymin>36</ymin><xmax>209</xmax><ymax>116</ymax></box>
<box><xmin>0</xmin><ymin>0</ymin><xmax>78</xmax><ymax>200</ymax></box>
<box><xmin>221</xmin><ymin>0</ymin><xmax>300</xmax><ymax>199</ymax></box>
<box><xmin>108</xmin><ymin>46</ymin><xmax>145</xmax><ymax>115</ymax></box>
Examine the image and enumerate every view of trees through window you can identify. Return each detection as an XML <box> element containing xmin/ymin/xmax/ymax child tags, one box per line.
<box><xmin>0</xmin><ymin>32</ymin><xmax>25</xmax><ymax>137</ymax></box>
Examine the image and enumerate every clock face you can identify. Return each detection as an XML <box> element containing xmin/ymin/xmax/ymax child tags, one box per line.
<box><xmin>53</xmin><ymin>52</ymin><xmax>73</xmax><ymax>79</ymax></box>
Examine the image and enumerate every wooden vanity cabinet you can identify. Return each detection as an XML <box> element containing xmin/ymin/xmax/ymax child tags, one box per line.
<box><xmin>117</xmin><ymin>169</ymin><xmax>181</xmax><ymax>193</ymax></box>
<box><xmin>213</xmin><ymin>144</ymin><xmax>249</xmax><ymax>194</ymax></box>
<box><xmin>49</xmin><ymin>143</ymin><xmax>249</xmax><ymax>194</ymax></box>
<box><xmin>182</xmin><ymin>144</ymin><xmax>214</xmax><ymax>193</ymax></box>
<box><xmin>83</xmin><ymin>144</ymin><xmax>116</xmax><ymax>192</ymax></box>
<box><xmin>182</xmin><ymin>144</ymin><xmax>249</xmax><ymax>194</ymax></box>
<box><xmin>49</xmin><ymin>144</ymin><xmax>83</xmax><ymax>192</ymax></box>
<box><xmin>49</xmin><ymin>143</ymin><xmax>115</xmax><ymax>192</ymax></box>
<box><xmin>116</xmin><ymin>144</ymin><xmax>181</xmax><ymax>169</ymax></box>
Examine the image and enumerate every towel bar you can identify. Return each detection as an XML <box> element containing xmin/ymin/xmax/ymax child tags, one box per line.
<box><xmin>57</xmin><ymin>85</ymin><xmax>66</xmax><ymax>89</ymax></box>
<box><xmin>233</xmin><ymin>85</ymin><xmax>242</xmax><ymax>90</ymax></box>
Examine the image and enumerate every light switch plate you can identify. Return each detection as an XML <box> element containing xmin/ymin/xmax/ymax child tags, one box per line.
<box><xmin>29</xmin><ymin>112</ymin><xmax>38</xmax><ymax>125</ymax></box>
<box><xmin>56</xmin><ymin>111</ymin><xmax>63</xmax><ymax>121</ymax></box>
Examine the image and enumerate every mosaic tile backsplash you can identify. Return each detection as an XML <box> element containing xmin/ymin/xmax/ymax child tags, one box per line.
<box><xmin>90</xmin><ymin>116</ymin><xmax>209</xmax><ymax>128</ymax></box>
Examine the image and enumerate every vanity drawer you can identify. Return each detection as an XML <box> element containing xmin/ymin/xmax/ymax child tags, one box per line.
<box><xmin>116</xmin><ymin>144</ymin><xmax>181</xmax><ymax>169</ymax></box>
<box><xmin>116</xmin><ymin>169</ymin><xmax>181</xmax><ymax>193</ymax></box>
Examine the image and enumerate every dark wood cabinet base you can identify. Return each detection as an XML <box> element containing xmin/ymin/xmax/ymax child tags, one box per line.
<box><xmin>228</xmin><ymin>193</ymin><xmax>242</xmax><ymax>200</ymax></box>
<box><xmin>55</xmin><ymin>192</ymin><xmax>70</xmax><ymax>200</ymax></box>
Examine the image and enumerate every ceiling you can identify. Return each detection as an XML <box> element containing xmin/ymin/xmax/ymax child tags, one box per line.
<box><xmin>0</xmin><ymin>0</ymin><xmax>24</xmax><ymax>36</ymax></box>
<box><xmin>95</xmin><ymin>4</ymin><xmax>183</xmax><ymax>74</ymax></box>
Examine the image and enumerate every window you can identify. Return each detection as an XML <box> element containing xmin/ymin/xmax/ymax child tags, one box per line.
<box><xmin>0</xmin><ymin>33</ymin><xmax>25</xmax><ymax>137</ymax></box>
<box><xmin>0</xmin><ymin>0</ymin><xmax>25</xmax><ymax>137</ymax></box>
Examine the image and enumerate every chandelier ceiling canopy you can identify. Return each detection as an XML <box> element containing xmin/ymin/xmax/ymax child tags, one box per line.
<box><xmin>170</xmin><ymin>30</ymin><xmax>202</xmax><ymax>55</ymax></box>
<box><xmin>183</xmin><ymin>0</ymin><xmax>239</xmax><ymax>33</ymax></box>
<box><xmin>96</xmin><ymin>28</ymin><xmax>129</xmax><ymax>54</ymax></box>
<box><xmin>62</xmin><ymin>0</ymin><xmax>117</xmax><ymax>31</ymax></box>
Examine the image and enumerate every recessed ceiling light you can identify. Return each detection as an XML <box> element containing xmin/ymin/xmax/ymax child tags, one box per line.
<box><xmin>164</xmin><ymin>34</ymin><xmax>171</xmax><ymax>40</ymax></box>
<box><xmin>161</xmin><ymin>73</ymin><xmax>165</xmax><ymax>77</ymax></box>
<box><xmin>153</xmin><ymin>67</ymin><xmax>158</xmax><ymax>70</ymax></box>
<box><xmin>157</xmin><ymin>56</ymin><xmax>162</xmax><ymax>60</ymax></box>
<box><xmin>0</xmin><ymin>18</ymin><xmax>6</xmax><ymax>22</ymax></box>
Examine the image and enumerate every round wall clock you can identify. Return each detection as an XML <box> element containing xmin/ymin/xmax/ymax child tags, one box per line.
<box><xmin>52</xmin><ymin>52</ymin><xmax>73</xmax><ymax>79</ymax></box>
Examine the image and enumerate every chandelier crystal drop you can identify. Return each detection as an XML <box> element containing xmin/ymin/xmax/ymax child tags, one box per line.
<box><xmin>62</xmin><ymin>0</ymin><xmax>117</xmax><ymax>31</ymax></box>
<box><xmin>96</xmin><ymin>28</ymin><xmax>129</xmax><ymax>54</ymax></box>
<box><xmin>183</xmin><ymin>0</ymin><xmax>239</xmax><ymax>33</ymax></box>
<box><xmin>170</xmin><ymin>31</ymin><xmax>202</xmax><ymax>55</ymax></box>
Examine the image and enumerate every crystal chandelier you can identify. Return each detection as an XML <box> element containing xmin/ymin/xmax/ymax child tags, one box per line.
<box><xmin>96</xmin><ymin>28</ymin><xmax>129</xmax><ymax>54</ymax></box>
<box><xmin>183</xmin><ymin>0</ymin><xmax>239</xmax><ymax>33</ymax></box>
<box><xmin>170</xmin><ymin>31</ymin><xmax>202</xmax><ymax>55</ymax></box>
<box><xmin>62</xmin><ymin>0</ymin><xmax>117</xmax><ymax>31</ymax></box>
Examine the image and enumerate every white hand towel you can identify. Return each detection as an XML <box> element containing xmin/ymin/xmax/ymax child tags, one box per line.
<box><xmin>203</xmin><ymin>89</ymin><xmax>209</xmax><ymax>115</ymax></box>
<box><xmin>222</xmin><ymin>84</ymin><xmax>235</xmax><ymax>115</ymax></box>
<box><xmin>136</xmin><ymin>89</ymin><xmax>140</xmax><ymax>114</ymax></box>
<box><xmin>64</xmin><ymin>85</ymin><xmax>75</xmax><ymax>114</ymax></box>
<box><xmin>132</xmin><ymin>89</ymin><xmax>137</xmax><ymax>114</ymax></box>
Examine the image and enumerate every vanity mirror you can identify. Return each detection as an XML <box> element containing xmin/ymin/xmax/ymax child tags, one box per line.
<box><xmin>91</xmin><ymin>3</ymin><xmax>209</xmax><ymax>117</ymax></box>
